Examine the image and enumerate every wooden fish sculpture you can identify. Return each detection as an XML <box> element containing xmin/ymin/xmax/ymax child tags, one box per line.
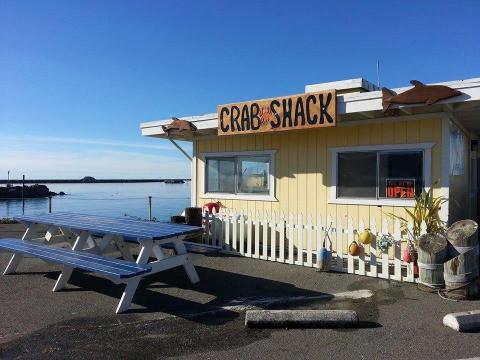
<box><xmin>382</xmin><ymin>80</ymin><xmax>461</xmax><ymax>113</ymax></box>
<box><xmin>161</xmin><ymin>117</ymin><xmax>197</xmax><ymax>136</ymax></box>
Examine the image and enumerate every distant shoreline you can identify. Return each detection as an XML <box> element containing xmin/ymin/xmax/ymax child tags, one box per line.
<box><xmin>0</xmin><ymin>179</ymin><xmax>191</xmax><ymax>184</ymax></box>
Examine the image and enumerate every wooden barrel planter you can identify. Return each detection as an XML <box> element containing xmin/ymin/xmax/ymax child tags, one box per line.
<box><xmin>444</xmin><ymin>248</ymin><xmax>480</xmax><ymax>300</ymax></box>
<box><xmin>443</xmin><ymin>220</ymin><xmax>479</xmax><ymax>300</ymax></box>
<box><xmin>417</xmin><ymin>233</ymin><xmax>448</xmax><ymax>291</ymax></box>
<box><xmin>446</xmin><ymin>220</ymin><xmax>478</xmax><ymax>258</ymax></box>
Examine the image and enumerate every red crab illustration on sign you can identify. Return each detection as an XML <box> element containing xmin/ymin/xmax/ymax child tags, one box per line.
<box><xmin>258</xmin><ymin>106</ymin><xmax>274</xmax><ymax>125</ymax></box>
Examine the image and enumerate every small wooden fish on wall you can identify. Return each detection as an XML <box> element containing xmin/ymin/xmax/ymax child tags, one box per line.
<box><xmin>161</xmin><ymin>117</ymin><xmax>197</xmax><ymax>136</ymax></box>
<box><xmin>382</xmin><ymin>80</ymin><xmax>462</xmax><ymax>113</ymax></box>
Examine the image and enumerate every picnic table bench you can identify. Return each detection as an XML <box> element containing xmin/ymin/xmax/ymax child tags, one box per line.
<box><xmin>0</xmin><ymin>212</ymin><xmax>220</xmax><ymax>313</ymax></box>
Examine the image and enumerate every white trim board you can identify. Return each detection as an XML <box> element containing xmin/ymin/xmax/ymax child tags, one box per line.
<box><xmin>328</xmin><ymin>142</ymin><xmax>434</xmax><ymax>153</ymax></box>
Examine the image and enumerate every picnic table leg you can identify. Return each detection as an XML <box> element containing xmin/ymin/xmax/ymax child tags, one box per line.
<box><xmin>173</xmin><ymin>239</ymin><xmax>200</xmax><ymax>284</ymax></box>
<box><xmin>95</xmin><ymin>234</ymin><xmax>114</xmax><ymax>255</ymax></box>
<box><xmin>113</xmin><ymin>236</ymin><xmax>135</xmax><ymax>262</ymax></box>
<box><xmin>59</xmin><ymin>228</ymin><xmax>78</xmax><ymax>248</ymax></box>
<box><xmin>52</xmin><ymin>231</ymin><xmax>90</xmax><ymax>292</ymax></box>
<box><xmin>116</xmin><ymin>241</ymin><xmax>153</xmax><ymax>314</ymax></box>
<box><xmin>3</xmin><ymin>224</ymin><xmax>39</xmax><ymax>275</ymax></box>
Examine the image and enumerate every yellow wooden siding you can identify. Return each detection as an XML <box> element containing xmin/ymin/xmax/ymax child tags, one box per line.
<box><xmin>196</xmin><ymin>117</ymin><xmax>443</xmax><ymax>237</ymax></box>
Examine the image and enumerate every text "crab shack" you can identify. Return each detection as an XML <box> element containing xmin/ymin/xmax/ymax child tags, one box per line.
<box><xmin>217</xmin><ymin>90</ymin><xmax>336</xmax><ymax>136</ymax></box>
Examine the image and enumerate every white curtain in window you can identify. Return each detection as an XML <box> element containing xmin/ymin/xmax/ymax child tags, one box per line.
<box><xmin>450</xmin><ymin>129</ymin><xmax>465</xmax><ymax>176</ymax></box>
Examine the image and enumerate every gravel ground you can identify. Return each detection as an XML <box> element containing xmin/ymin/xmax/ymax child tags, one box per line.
<box><xmin>0</xmin><ymin>248</ymin><xmax>479</xmax><ymax>359</ymax></box>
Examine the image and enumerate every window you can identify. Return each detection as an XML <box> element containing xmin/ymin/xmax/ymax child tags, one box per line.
<box><xmin>203</xmin><ymin>151</ymin><xmax>275</xmax><ymax>200</ymax></box>
<box><xmin>237</xmin><ymin>156</ymin><xmax>270</xmax><ymax>194</ymax></box>
<box><xmin>206</xmin><ymin>157</ymin><xmax>236</xmax><ymax>193</ymax></box>
<box><xmin>337</xmin><ymin>152</ymin><xmax>377</xmax><ymax>198</ymax></box>
<box><xmin>378</xmin><ymin>152</ymin><xmax>423</xmax><ymax>198</ymax></box>
<box><xmin>331</xmin><ymin>144</ymin><xmax>432</xmax><ymax>205</ymax></box>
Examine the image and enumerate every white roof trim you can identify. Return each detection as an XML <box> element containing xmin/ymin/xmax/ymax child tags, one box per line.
<box><xmin>305</xmin><ymin>78</ymin><xmax>379</xmax><ymax>92</ymax></box>
<box><xmin>140</xmin><ymin>77</ymin><xmax>480</xmax><ymax>138</ymax></box>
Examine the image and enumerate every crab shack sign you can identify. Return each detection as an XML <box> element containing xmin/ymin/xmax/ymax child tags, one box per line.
<box><xmin>217</xmin><ymin>90</ymin><xmax>336</xmax><ymax>136</ymax></box>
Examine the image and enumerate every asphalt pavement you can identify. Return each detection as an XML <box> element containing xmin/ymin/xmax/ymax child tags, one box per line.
<box><xmin>0</xmin><ymin>247</ymin><xmax>479</xmax><ymax>359</ymax></box>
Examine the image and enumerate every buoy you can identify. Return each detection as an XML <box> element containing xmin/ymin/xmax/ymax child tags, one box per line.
<box><xmin>349</xmin><ymin>241</ymin><xmax>360</xmax><ymax>256</ymax></box>
<box><xmin>317</xmin><ymin>248</ymin><xmax>332</xmax><ymax>271</ymax></box>
<box><xmin>403</xmin><ymin>245</ymin><xmax>414</xmax><ymax>263</ymax></box>
<box><xmin>358</xmin><ymin>229</ymin><xmax>372</xmax><ymax>245</ymax></box>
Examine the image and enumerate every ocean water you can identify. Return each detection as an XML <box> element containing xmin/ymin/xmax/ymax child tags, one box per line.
<box><xmin>0</xmin><ymin>182</ymin><xmax>191</xmax><ymax>221</ymax></box>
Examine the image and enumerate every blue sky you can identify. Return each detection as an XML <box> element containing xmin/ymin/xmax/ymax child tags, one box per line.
<box><xmin>1</xmin><ymin>0</ymin><xmax>479</xmax><ymax>179</ymax></box>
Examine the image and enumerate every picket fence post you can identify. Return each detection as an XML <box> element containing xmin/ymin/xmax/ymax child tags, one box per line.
<box><xmin>270</xmin><ymin>211</ymin><xmax>277</xmax><ymax>262</ymax></box>
<box><xmin>238</xmin><ymin>212</ymin><xmax>245</xmax><ymax>255</ymax></box>
<box><xmin>288</xmin><ymin>213</ymin><xmax>294</xmax><ymax>264</ymax></box>
<box><xmin>261</xmin><ymin>211</ymin><xmax>268</xmax><ymax>260</ymax></box>
<box><xmin>254</xmin><ymin>210</ymin><xmax>260</xmax><ymax>259</ymax></box>
<box><xmin>306</xmin><ymin>214</ymin><xmax>313</xmax><ymax>267</ymax></box>
<box><xmin>393</xmin><ymin>218</ymin><xmax>402</xmax><ymax>281</ymax></box>
<box><xmin>379</xmin><ymin>218</ymin><xmax>390</xmax><ymax>279</ymax></box>
<box><xmin>369</xmin><ymin>219</ymin><xmax>378</xmax><ymax>278</ymax></box>
<box><xmin>279</xmin><ymin>212</ymin><xmax>286</xmax><ymax>263</ymax></box>
<box><xmin>347</xmin><ymin>217</ymin><xmax>354</xmax><ymax>274</ymax></box>
<box><xmin>246</xmin><ymin>212</ymin><xmax>253</xmax><ymax>257</ymax></box>
<box><xmin>358</xmin><ymin>219</ymin><xmax>366</xmax><ymax>276</ymax></box>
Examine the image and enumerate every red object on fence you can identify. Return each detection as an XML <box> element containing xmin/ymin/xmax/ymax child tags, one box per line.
<box><xmin>202</xmin><ymin>202</ymin><xmax>222</xmax><ymax>232</ymax></box>
<box><xmin>403</xmin><ymin>247</ymin><xmax>413</xmax><ymax>263</ymax></box>
<box><xmin>203</xmin><ymin>202</ymin><xmax>221</xmax><ymax>214</ymax></box>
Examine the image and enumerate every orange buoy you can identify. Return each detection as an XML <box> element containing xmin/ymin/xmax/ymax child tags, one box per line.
<box><xmin>349</xmin><ymin>241</ymin><xmax>360</xmax><ymax>256</ymax></box>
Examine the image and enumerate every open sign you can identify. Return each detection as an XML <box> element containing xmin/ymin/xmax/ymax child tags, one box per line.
<box><xmin>386</xmin><ymin>179</ymin><xmax>415</xmax><ymax>199</ymax></box>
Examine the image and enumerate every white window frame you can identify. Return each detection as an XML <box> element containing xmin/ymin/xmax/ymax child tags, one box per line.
<box><xmin>200</xmin><ymin>150</ymin><xmax>277</xmax><ymax>201</ymax></box>
<box><xmin>329</xmin><ymin>143</ymin><xmax>434</xmax><ymax>207</ymax></box>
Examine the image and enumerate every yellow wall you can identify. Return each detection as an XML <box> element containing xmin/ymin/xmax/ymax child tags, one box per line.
<box><xmin>195</xmin><ymin>117</ymin><xmax>443</xmax><ymax>233</ymax></box>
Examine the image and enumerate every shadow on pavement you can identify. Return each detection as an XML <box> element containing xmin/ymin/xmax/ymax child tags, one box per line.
<box><xmin>38</xmin><ymin>260</ymin><xmax>328</xmax><ymax>325</ymax></box>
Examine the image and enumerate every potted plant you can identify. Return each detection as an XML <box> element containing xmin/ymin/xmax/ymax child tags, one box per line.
<box><xmin>392</xmin><ymin>186</ymin><xmax>447</xmax><ymax>271</ymax></box>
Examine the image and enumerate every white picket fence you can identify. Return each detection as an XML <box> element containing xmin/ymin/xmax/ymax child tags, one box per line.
<box><xmin>201</xmin><ymin>208</ymin><xmax>427</xmax><ymax>283</ymax></box>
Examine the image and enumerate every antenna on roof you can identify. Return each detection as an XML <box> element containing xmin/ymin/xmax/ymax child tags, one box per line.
<box><xmin>376</xmin><ymin>60</ymin><xmax>381</xmax><ymax>88</ymax></box>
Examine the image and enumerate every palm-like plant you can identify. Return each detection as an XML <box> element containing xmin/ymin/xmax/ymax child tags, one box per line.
<box><xmin>393</xmin><ymin>187</ymin><xmax>447</xmax><ymax>242</ymax></box>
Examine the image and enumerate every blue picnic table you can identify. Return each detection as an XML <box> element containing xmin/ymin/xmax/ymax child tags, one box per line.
<box><xmin>0</xmin><ymin>212</ymin><xmax>218</xmax><ymax>313</ymax></box>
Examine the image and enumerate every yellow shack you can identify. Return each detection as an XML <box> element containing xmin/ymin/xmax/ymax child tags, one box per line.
<box><xmin>140</xmin><ymin>77</ymin><xmax>480</xmax><ymax>280</ymax></box>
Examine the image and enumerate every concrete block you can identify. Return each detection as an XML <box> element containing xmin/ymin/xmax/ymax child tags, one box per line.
<box><xmin>443</xmin><ymin>310</ymin><xmax>480</xmax><ymax>332</ymax></box>
<box><xmin>245</xmin><ymin>309</ymin><xmax>359</xmax><ymax>328</ymax></box>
